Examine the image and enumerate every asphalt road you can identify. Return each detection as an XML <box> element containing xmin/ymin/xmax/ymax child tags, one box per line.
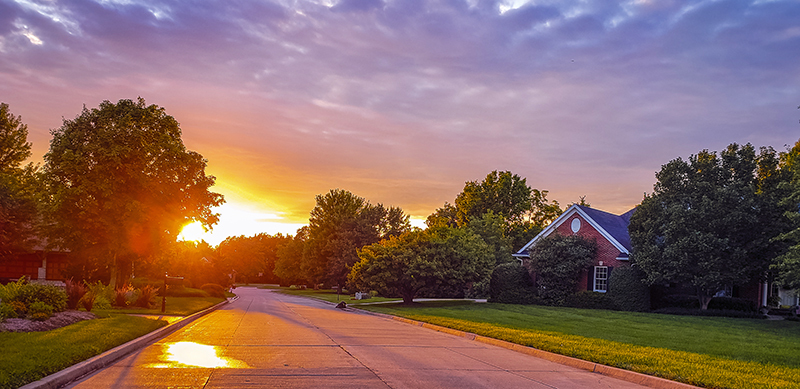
<box><xmin>67</xmin><ymin>287</ymin><xmax>653</xmax><ymax>388</ymax></box>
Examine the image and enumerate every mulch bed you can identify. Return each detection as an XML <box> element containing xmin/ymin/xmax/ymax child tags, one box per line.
<box><xmin>0</xmin><ymin>310</ymin><xmax>96</xmax><ymax>332</ymax></box>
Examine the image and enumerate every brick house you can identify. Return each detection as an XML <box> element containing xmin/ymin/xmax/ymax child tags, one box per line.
<box><xmin>513</xmin><ymin>204</ymin><xmax>634</xmax><ymax>293</ymax></box>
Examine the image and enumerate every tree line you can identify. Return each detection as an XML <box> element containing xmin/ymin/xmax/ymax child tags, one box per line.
<box><xmin>0</xmin><ymin>99</ymin><xmax>563</xmax><ymax>295</ymax></box>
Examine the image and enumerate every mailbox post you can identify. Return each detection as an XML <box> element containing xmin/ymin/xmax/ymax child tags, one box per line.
<box><xmin>162</xmin><ymin>273</ymin><xmax>184</xmax><ymax>313</ymax></box>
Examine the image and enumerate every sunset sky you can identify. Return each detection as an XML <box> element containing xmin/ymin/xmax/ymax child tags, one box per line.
<box><xmin>2</xmin><ymin>0</ymin><xmax>799</xmax><ymax>245</ymax></box>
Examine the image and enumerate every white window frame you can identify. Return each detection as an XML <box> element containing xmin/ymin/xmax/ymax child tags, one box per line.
<box><xmin>593</xmin><ymin>266</ymin><xmax>608</xmax><ymax>293</ymax></box>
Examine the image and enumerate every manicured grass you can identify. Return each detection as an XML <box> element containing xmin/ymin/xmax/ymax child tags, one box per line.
<box><xmin>359</xmin><ymin>301</ymin><xmax>800</xmax><ymax>389</ymax></box>
<box><xmin>92</xmin><ymin>296</ymin><xmax>226</xmax><ymax>316</ymax></box>
<box><xmin>274</xmin><ymin>287</ymin><xmax>402</xmax><ymax>305</ymax></box>
<box><xmin>0</xmin><ymin>315</ymin><xmax>167</xmax><ymax>389</ymax></box>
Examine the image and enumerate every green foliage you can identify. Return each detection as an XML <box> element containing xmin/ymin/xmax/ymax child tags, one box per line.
<box><xmin>200</xmin><ymin>283</ymin><xmax>226</xmax><ymax>298</ymax></box>
<box><xmin>41</xmin><ymin>98</ymin><xmax>224</xmax><ymax>288</ymax></box>
<box><xmin>27</xmin><ymin>301</ymin><xmax>54</xmax><ymax>321</ymax></box>
<box><xmin>8</xmin><ymin>301</ymin><xmax>26</xmax><ymax>317</ymax></box>
<box><xmin>133</xmin><ymin>285</ymin><xmax>156</xmax><ymax>308</ymax></box>
<box><xmin>80</xmin><ymin>291</ymin><xmax>96</xmax><ymax>312</ymax></box>
<box><xmin>18</xmin><ymin>283</ymin><xmax>67</xmax><ymax>312</ymax></box>
<box><xmin>304</xmin><ymin>189</ymin><xmax>411</xmax><ymax>288</ymax></box>
<box><xmin>350</xmin><ymin>226</ymin><xmax>493</xmax><ymax>304</ymax></box>
<box><xmin>85</xmin><ymin>281</ymin><xmax>112</xmax><ymax>309</ymax></box>
<box><xmin>773</xmin><ymin>138</ymin><xmax>800</xmax><ymax>290</ymax></box>
<box><xmin>652</xmin><ymin>307</ymin><xmax>765</xmax><ymax>319</ymax></box>
<box><xmin>527</xmin><ymin>234</ymin><xmax>596</xmax><ymax>305</ymax></box>
<box><xmin>630</xmin><ymin>143</ymin><xmax>789</xmax><ymax>309</ymax></box>
<box><xmin>0</xmin><ymin>303</ymin><xmax>14</xmax><ymax>320</ymax></box>
<box><xmin>708</xmin><ymin>296</ymin><xmax>757</xmax><ymax>312</ymax></box>
<box><xmin>217</xmin><ymin>233</ymin><xmax>291</xmax><ymax>285</ymax></box>
<box><xmin>274</xmin><ymin>227</ymin><xmax>308</xmax><ymax>286</ymax></box>
<box><xmin>0</xmin><ymin>103</ymin><xmax>38</xmax><ymax>255</ymax></box>
<box><xmin>64</xmin><ymin>279</ymin><xmax>87</xmax><ymax>310</ymax></box>
<box><xmin>363</xmin><ymin>302</ymin><xmax>800</xmax><ymax>389</ymax></box>
<box><xmin>0</xmin><ymin>277</ymin><xmax>26</xmax><ymax>303</ymax></box>
<box><xmin>488</xmin><ymin>262</ymin><xmax>539</xmax><ymax>304</ymax></box>
<box><xmin>607</xmin><ymin>266</ymin><xmax>651</xmax><ymax>312</ymax></box>
<box><xmin>565</xmin><ymin>290</ymin><xmax>616</xmax><ymax>310</ymax></box>
<box><xmin>166</xmin><ymin>285</ymin><xmax>209</xmax><ymax>297</ymax></box>
<box><xmin>0</xmin><ymin>315</ymin><xmax>167</xmax><ymax>389</ymax></box>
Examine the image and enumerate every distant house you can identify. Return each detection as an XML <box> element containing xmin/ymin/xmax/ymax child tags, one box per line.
<box><xmin>0</xmin><ymin>244</ymin><xmax>69</xmax><ymax>285</ymax></box>
<box><xmin>513</xmin><ymin>204</ymin><xmax>787</xmax><ymax>309</ymax></box>
<box><xmin>513</xmin><ymin>204</ymin><xmax>634</xmax><ymax>293</ymax></box>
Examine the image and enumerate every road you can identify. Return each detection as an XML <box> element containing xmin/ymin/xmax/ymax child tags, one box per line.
<box><xmin>68</xmin><ymin>287</ymin><xmax>653</xmax><ymax>388</ymax></box>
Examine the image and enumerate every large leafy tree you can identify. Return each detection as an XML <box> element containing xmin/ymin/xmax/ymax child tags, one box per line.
<box><xmin>0</xmin><ymin>103</ymin><xmax>38</xmax><ymax>256</ymax></box>
<box><xmin>350</xmin><ymin>226</ymin><xmax>493</xmax><ymax>304</ymax></box>
<box><xmin>526</xmin><ymin>233</ymin><xmax>596</xmax><ymax>305</ymax></box>
<box><xmin>217</xmin><ymin>233</ymin><xmax>290</xmax><ymax>284</ymax></box>
<box><xmin>629</xmin><ymin>143</ymin><xmax>788</xmax><ymax>309</ymax></box>
<box><xmin>439</xmin><ymin>170</ymin><xmax>561</xmax><ymax>250</ymax></box>
<box><xmin>42</xmin><ymin>98</ymin><xmax>224</xmax><ymax>288</ymax></box>
<box><xmin>302</xmin><ymin>189</ymin><xmax>411</xmax><ymax>288</ymax></box>
<box><xmin>274</xmin><ymin>227</ymin><xmax>309</xmax><ymax>286</ymax></box>
<box><xmin>773</xmin><ymin>138</ymin><xmax>800</xmax><ymax>290</ymax></box>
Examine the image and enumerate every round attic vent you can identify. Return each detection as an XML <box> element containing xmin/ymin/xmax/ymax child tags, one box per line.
<box><xmin>570</xmin><ymin>218</ymin><xmax>581</xmax><ymax>233</ymax></box>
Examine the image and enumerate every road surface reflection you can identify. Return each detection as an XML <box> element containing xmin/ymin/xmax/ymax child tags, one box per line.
<box><xmin>146</xmin><ymin>342</ymin><xmax>249</xmax><ymax>369</ymax></box>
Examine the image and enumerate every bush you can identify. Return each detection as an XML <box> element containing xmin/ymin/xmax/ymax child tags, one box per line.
<box><xmin>80</xmin><ymin>291</ymin><xmax>96</xmax><ymax>312</ymax></box>
<box><xmin>200</xmin><ymin>283</ymin><xmax>226</xmax><ymax>298</ymax></box>
<box><xmin>653</xmin><ymin>307</ymin><xmax>766</xmax><ymax>319</ymax></box>
<box><xmin>0</xmin><ymin>277</ymin><xmax>27</xmax><ymax>303</ymax></box>
<box><xmin>113</xmin><ymin>285</ymin><xmax>135</xmax><ymax>307</ymax></box>
<box><xmin>465</xmin><ymin>278</ymin><xmax>490</xmax><ymax>299</ymax></box>
<box><xmin>655</xmin><ymin>294</ymin><xmax>700</xmax><ymax>310</ymax></box>
<box><xmin>708</xmin><ymin>296</ymin><xmax>757</xmax><ymax>312</ymax></box>
<box><xmin>133</xmin><ymin>285</ymin><xmax>156</xmax><ymax>308</ymax></box>
<box><xmin>166</xmin><ymin>286</ymin><xmax>209</xmax><ymax>297</ymax></box>
<box><xmin>488</xmin><ymin>262</ymin><xmax>540</xmax><ymax>304</ymax></box>
<box><xmin>607</xmin><ymin>266</ymin><xmax>651</xmax><ymax>312</ymax></box>
<box><xmin>131</xmin><ymin>277</ymin><xmax>164</xmax><ymax>295</ymax></box>
<box><xmin>65</xmin><ymin>279</ymin><xmax>87</xmax><ymax>310</ymax></box>
<box><xmin>19</xmin><ymin>283</ymin><xmax>67</xmax><ymax>312</ymax></box>
<box><xmin>28</xmin><ymin>301</ymin><xmax>54</xmax><ymax>321</ymax></box>
<box><xmin>85</xmin><ymin>281</ymin><xmax>113</xmax><ymax>309</ymax></box>
<box><xmin>565</xmin><ymin>290</ymin><xmax>617</xmax><ymax>310</ymax></box>
<box><xmin>9</xmin><ymin>301</ymin><xmax>27</xmax><ymax>317</ymax></box>
<box><xmin>0</xmin><ymin>303</ymin><xmax>16</xmax><ymax>320</ymax></box>
<box><xmin>527</xmin><ymin>234</ymin><xmax>596</xmax><ymax>306</ymax></box>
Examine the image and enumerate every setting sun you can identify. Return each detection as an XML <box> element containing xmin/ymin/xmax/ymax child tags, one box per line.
<box><xmin>178</xmin><ymin>221</ymin><xmax>206</xmax><ymax>242</ymax></box>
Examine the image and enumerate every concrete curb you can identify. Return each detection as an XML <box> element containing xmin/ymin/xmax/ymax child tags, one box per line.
<box><xmin>20</xmin><ymin>296</ymin><xmax>237</xmax><ymax>389</ymax></box>
<box><xmin>358</xmin><ymin>309</ymin><xmax>700</xmax><ymax>389</ymax></box>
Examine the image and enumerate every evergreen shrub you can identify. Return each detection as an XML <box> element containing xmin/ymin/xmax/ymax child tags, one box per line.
<box><xmin>708</xmin><ymin>296</ymin><xmax>757</xmax><ymax>312</ymax></box>
<box><xmin>565</xmin><ymin>290</ymin><xmax>617</xmax><ymax>310</ymax></box>
<box><xmin>488</xmin><ymin>262</ymin><xmax>539</xmax><ymax>304</ymax></box>
<box><xmin>200</xmin><ymin>283</ymin><xmax>226</xmax><ymax>298</ymax></box>
<box><xmin>607</xmin><ymin>266</ymin><xmax>651</xmax><ymax>312</ymax></box>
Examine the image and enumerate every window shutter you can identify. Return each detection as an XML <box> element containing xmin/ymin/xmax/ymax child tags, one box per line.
<box><xmin>588</xmin><ymin>267</ymin><xmax>595</xmax><ymax>291</ymax></box>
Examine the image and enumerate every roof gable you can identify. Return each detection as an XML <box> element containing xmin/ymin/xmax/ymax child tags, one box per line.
<box><xmin>514</xmin><ymin>204</ymin><xmax>635</xmax><ymax>257</ymax></box>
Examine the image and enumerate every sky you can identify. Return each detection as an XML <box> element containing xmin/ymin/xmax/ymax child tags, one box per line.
<box><xmin>2</xmin><ymin>0</ymin><xmax>799</xmax><ymax>245</ymax></box>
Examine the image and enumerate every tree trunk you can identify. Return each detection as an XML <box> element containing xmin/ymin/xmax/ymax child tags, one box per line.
<box><xmin>402</xmin><ymin>291</ymin><xmax>415</xmax><ymax>305</ymax></box>
<box><xmin>697</xmin><ymin>288</ymin><xmax>712</xmax><ymax>310</ymax></box>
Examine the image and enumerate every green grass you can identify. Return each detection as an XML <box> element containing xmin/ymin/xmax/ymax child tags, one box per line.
<box><xmin>274</xmin><ymin>287</ymin><xmax>403</xmax><ymax>305</ymax></box>
<box><xmin>92</xmin><ymin>296</ymin><xmax>226</xmax><ymax>316</ymax></box>
<box><xmin>0</xmin><ymin>315</ymin><xmax>167</xmax><ymax>389</ymax></box>
<box><xmin>359</xmin><ymin>301</ymin><xmax>800</xmax><ymax>389</ymax></box>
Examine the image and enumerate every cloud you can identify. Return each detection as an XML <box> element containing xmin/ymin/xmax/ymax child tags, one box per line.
<box><xmin>2</xmin><ymin>0</ymin><xmax>799</xmax><ymax>230</ymax></box>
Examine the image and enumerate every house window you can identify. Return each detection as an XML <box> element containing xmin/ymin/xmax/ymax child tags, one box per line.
<box><xmin>593</xmin><ymin>266</ymin><xmax>608</xmax><ymax>293</ymax></box>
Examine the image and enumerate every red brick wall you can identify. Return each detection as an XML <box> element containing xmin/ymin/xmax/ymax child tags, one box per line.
<box><xmin>552</xmin><ymin>214</ymin><xmax>629</xmax><ymax>291</ymax></box>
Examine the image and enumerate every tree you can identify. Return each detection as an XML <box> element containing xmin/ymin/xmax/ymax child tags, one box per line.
<box><xmin>302</xmin><ymin>189</ymin><xmax>410</xmax><ymax>289</ymax></box>
<box><xmin>0</xmin><ymin>103</ymin><xmax>38</xmax><ymax>256</ymax></box>
<box><xmin>274</xmin><ymin>227</ymin><xmax>309</xmax><ymax>286</ymax></box>
<box><xmin>629</xmin><ymin>143</ymin><xmax>787</xmax><ymax>309</ymax></box>
<box><xmin>42</xmin><ymin>98</ymin><xmax>224</xmax><ymax>288</ymax></box>
<box><xmin>773</xmin><ymin>138</ymin><xmax>800</xmax><ymax>290</ymax></box>
<box><xmin>349</xmin><ymin>226</ymin><xmax>493</xmax><ymax>304</ymax></box>
<box><xmin>450</xmin><ymin>170</ymin><xmax>561</xmax><ymax>250</ymax></box>
<box><xmin>217</xmin><ymin>233</ymin><xmax>290</xmax><ymax>284</ymax></box>
<box><xmin>526</xmin><ymin>233</ymin><xmax>596</xmax><ymax>305</ymax></box>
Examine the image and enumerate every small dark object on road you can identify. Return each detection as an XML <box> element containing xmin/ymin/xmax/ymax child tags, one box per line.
<box><xmin>335</xmin><ymin>301</ymin><xmax>347</xmax><ymax>309</ymax></box>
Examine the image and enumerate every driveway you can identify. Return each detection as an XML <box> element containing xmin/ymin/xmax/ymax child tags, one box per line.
<box><xmin>67</xmin><ymin>287</ymin><xmax>657</xmax><ymax>388</ymax></box>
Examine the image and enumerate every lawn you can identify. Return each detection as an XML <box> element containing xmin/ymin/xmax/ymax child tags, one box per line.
<box><xmin>93</xmin><ymin>296</ymin><xmax>227</xmax><ymax>316</ymax></box>
<box><xmin>357</xmin><ymin>301</ymin><xmax>800</xmax><ymax>389</ymax></box>
<box><xmin>0</xmin><ymin>315</ymin><xmax>167</xmax><ymax>389</ymax></box>
<box><xmin>271</xmin><ymin>286</ymin><xmax>403</xmax><ymax>305</ymax></box>
<box><xmin>0</xmin><ymin>296</ymin><xmax>227</xmax><ymax>389</ymax></box>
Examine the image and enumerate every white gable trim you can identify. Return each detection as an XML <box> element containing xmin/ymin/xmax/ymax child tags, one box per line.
<box><xmin>514</xmin><ymin>204</ymin><xmax>630</xmax><ymax>258</ymax></box>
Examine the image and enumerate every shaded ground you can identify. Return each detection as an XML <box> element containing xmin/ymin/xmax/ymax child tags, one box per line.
<box><xmin>0</xmin><ymin>310</ymin><xmax>96</xmax><ymax>332</ymax></box>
